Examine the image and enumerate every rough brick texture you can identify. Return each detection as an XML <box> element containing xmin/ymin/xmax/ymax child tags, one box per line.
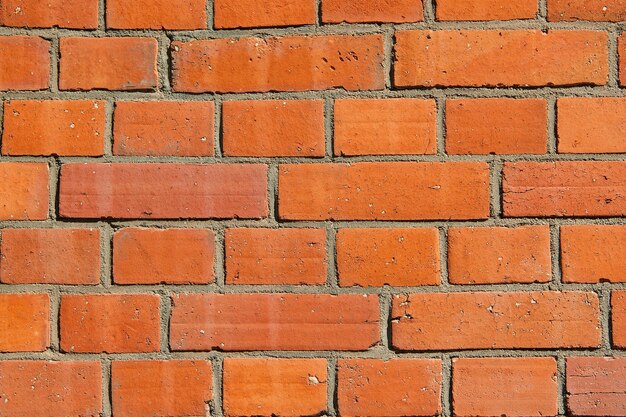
<box><xmin>111</xmin><ymin>360</ymin><xmax>212</xmax><ymax>417</ymax></box>
<box><xmin>113</xmin><ymin>101</ymin><xmax>214</xmax><ymax>156</ymax></box>
<box><xmin>0</xmin><ymin>228</ymin><xmax>100</xmax><ymax>284</ymax></box>
<box><xmin>452</xmin><ymin>357</ymin><xmax>558</xmax><ymax>417</ymax></box>
<box><xmin>1</xmin><ymin>2</ymin><xmax>625</xmax><ymax>416</ymax></box>
<box><xmin>223</xmin><ymin>358</ymin><xmax>327</xmax><ymax>416</ymax></box>
<box><xmin>3</xmin><ymin>100</ymin><xmax>105</xmax><ymax>156</ymax></box>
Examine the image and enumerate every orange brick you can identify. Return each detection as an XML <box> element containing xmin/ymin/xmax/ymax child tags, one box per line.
<box><xmin>113</xmin><ymin>101</ymin><xmax>214</xmax><ymax>156</ymax></box>
<box><xmin>322</xmin><ymin>0</ymin><xmax>423</xmax><ymax>23</ymax></box>
<box><xmin>452</xmin><ymin>357</ymin><xmax>558</xmax><ymax>417</ymax></box>
<box><xmin>0</xmin><ymin>228</ymin><xmax>100</xmax><ymax>285</ymax></box>
<box><xmin>0</xmin><ymin>36</ymin><xmax>49</xmax><ymax>91</ymax></box>
<box><xmin>2</xmin><ymin>100</ymin><xmax>105</xmax><ymax>156</ymax></box>
<box><xmin>59</xmin><ymin>37</ymin><xmax>158</xmax><ymax>91</ymax></box>
<box><xmin>561</xmin><ymin>225</ymin><xmax>626</xmax><ymax>283</ymax></box>
<box><xmin>0</xmin><ymin>361</ymin><xmax>102</xmax><ymax>417</ymax></box>
<box><xmin>225</xmin><ymin>228</ymin><xmax>327</xmax><ymax>285</ymax></box>
<box><xmin>394</xmin><ymin>30</ymin><xmax>608</xmax><ymax>87</ymax></box>
<box><xmin>549</xmin><ymin>0</ymin><xmax>626</xmax><ymax>21</ymax></box>
<box><xmin>214</xmin><ymin>0</ymin><xmax>316</xmax><ymax>28</ymax></box>
<box><xmin>170</xmin><ymin>293</ymin><xmax>380</xmax><ymax>351</ymax></box>
<box><xmin>0</xmin><ymin>162</ymin><xmax>49</xmax><ymax>221</ymax></box>
<box><xmin>278</xmin><ymin>162</ymin><xmax>490</xmax><ymax>220</ymax></box>
<box><xmin>334</xmin><ymin>98</ymin><xmax>437</xmax><ymax>156</ymax></box>
<box><xmin>112</xmin><ymin>360</ymin><xmax>212</xmax><ymax>417</ymax></box>
<box><xmin>222</xmin><ymin>100</ymin><xmax>325</xmax><ymax>157</ymax></box>
<box><xmin>0</xmin><ymin>0</ymin><xmax>98</xmax><ymax>28</ymax></box>
<box><xmin>337</xmin><ymin>228</ymin><xmax>440</xmax><ymax>287</ymax></box>
<box><xmin>612</xmin><ymin>291</ymin><xmax>626</xmax><ymax>348</ymax></box>
<box><xmin>391</xmin><ymin>292</ymin><xmax>600</xmax><ymax>350</ymax></box>
<box><xmin>621</xmin><ymin>34</ymin><xmax>626</xmax><ymax>86</ymax></box>
<box><xmin>0</xmin><ymin>293</ymin><xmax>49</xmax><ymax>352</ymax></box>
<box><xmin>558</xmin><ymin>97</ymin><xmax>626</xmax><ymax>153</ymax></box>
<box><xmin>107</xmin><ymin>0</ymin><xmax>207</xmax><ymax>29</ymax></box>
<box><xmin>503</xmin><ymin>161</ymin><xmax>626</xmax><ymax>217</ymax></box>
<box><xmin>448</xmin><ymin>226</ymin><xmax>552</xmax><ymax>284</ymax></box>
<box><xmin>338</xmin><ymin>359</ymin><xmax>442</xmax><ymax>417</ymax></box>
<box><xmin>60</xmin><ymin>294</ymin><xmax>160</xmax><ymax>353</ymax></box>
<box><xmin>436</xmin><ymin>0</ymin><xmax>538</xmax><ymax>20</ymax></box>
<box><xmin>171</xmin><ymin>35</ymin><xmax>385</xmax><ymax>93</ymax></box>
<box><xmin>59</xmin><ymin>163</ymin><xmax>268</xmax><ymax>219</ymax></box>
<box><xmin>445</xmin><ymin>98</ymin><xmax>547</xmax><ymax>155</ymax></box>
<box><xmin>567</xmin><ymin>357</ymin><xmax>626</xmax><ymax>416</ymax></box>
<box><xmin>223</xmin><ymin>358</ymin><xmax>327</xmax><ymax>416</ymax></box>
<box><xmin>113</xmin><ymin>228</ymin><xmax>214</xmax><ymax>285</ymax></box>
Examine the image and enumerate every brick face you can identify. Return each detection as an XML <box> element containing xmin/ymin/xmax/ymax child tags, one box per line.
<box><xmin>394</xmin><ymin>30</ymin><xmax>608</xmax><ymax>87</ymax></box>
<box><xmin>171</xmin><ymin>35</ymin><xmax>385</xmax><ymax>93</ymax></box>
<box><xmin>0</xmin><ymin>36</ymin><xmax>50</xmax><ymax>91</ymax></box>
<box><xmin>452</xmin><ymin>357</ymin><xmax>558</xmax><ymax>417</ymax></box>
<box><xmin>1</xmin><ymin>3</ymin><xmax>626</xmax><ymax>415</ymax></box>
<box><xmin>113</xmin><ymin>101</ymin><xmax>214</xmax><ymax>156</ymax></box>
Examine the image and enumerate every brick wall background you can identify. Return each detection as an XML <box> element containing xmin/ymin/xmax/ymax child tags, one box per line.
<box><xmin>1</xmin><ymin>0</ymin><xmax>626</xmax><ymax>416</ymax></box>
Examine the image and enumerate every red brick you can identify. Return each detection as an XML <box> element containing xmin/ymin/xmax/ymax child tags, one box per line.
<box><xmin>558</xmin><ymin>97</ymin><xmax>626</xmax><ymax>153</ymax></box>
<box><xmin>549</xmin><ymin>0</ymin><xmax>626</xmax><ymax>21</ymax></box>
<box><xmin>0</xmin><ymin>361</ymin><xmax>102</xmax><ymax>417</ymax></box>
<box><xmin>448</xmin><ymin>226</ymin><xmax>552</xmax><ymax>284</ymax></box>
<box><xmin>503</xmin><ymin>161</ymin><xmax>626</xmax><ymax>217</ymax></box>
<box><xmin>171</xmin><ymin>35</ymin><xmax>385</xmax><ymax>93</ymax></box>
<box><xmin>334</xmin><ymin>98</ymin><xmax>437</xmax><ymax>156</ymax></box>
<box><xmin>112</xmin><ymin>360</ymin><xmax>212</xmax><ymax>417</ymax></box>
<box><xmin>223</xmin><ymin>358</ymin><xmax>327</xmax><ymax>416</ymax></box>
<box><xmin>170</xmin><ymin>293</ymin><xmax>380</xmax><ymax>351</ymax></box>
<box><xmin>113</xmin><ymin>101</ymin><xmax>214</xmax><ymax>157</ymax></box>
<box><xmin>436</xmin><ymin>0</ymin><xmax>538</xmax><ymax>20</ymax></box>
<box><xmin>338</xmin><ymin>359</ymin><xmax>442</xmax><ymax>417</ymax></box>
<box><xmin>214</xmin><ymin>0</ymin><xmax>316</xmax><ymax>28</ymax></box>
<box><xmin>612</xmin><ymin>291</ymin><xmax>626</xmax><ymax>348</ymax></box>
<box><xmin>225</xmin><ymin>228</ymin><xmax>326</xmax><ymax>285</ymax></box>
<box><xmin>222</xmin><ymin>100</ymin><xmax>325</xmax><ymax>157</ymax></box>
<box><xmin>0</xmin><ymin>162</ymin><xmax>49</xmax><ymax>221</ymax></box>
<box><xmin>113</xmin><ymin>228</ymin><xmax>214</xmax><ymax>285</ymax></box>
<box><xmin>391</xmin><ymin>291</ymin><xmax>600</xmax><ymax>350</ymax></box>
<box><xmin>394</xmin><ymin>30</ymin><xmax>608</xmax><ymax>88</ymax></box>
<box><xmin>59</xmin><ymin>163</ymin><xmax>268</xmax><ymax>219</ymax></box>
<box><xmin>452</xmin><ymin>357</ymin><xmax>558</xmax><ymax>417</ymax></box>
<box><xmin>107</xmin><ymin>0</ymin><xmax>207</xmax><ymax>29</ymax></box>
<box><xmin>445</xmin><ymin>98</ymin><xmax>547</xmax><ymax>155</ymax></box>
<box><xmin>0</xmin><ymin>228</ymin><xmax>100</xmax><ymax>285</ymax></box>
<box><xmin>60</xmin><ymin>294</ymin><xmax>160</xmax><ymax>353</ymax></box>
<box><xmin>337</xmin><ymin>228</ymin><xmax>440</xmax><ymax>287</ymax></box>
<box><xmin>322</xmin><ymin>0</ymin><xmax>423</xmax><ymax>23</ymax></box>
<box><xmin>2</xmin><ymin>100</ymin><xmax>105</xmax><ymax>156</ymax></box>
<box><xmin>0</xmin><ymin>293</ymin><xmax>49</xmax><ymax>352</ymax></box>
<box><xmin>567</xmin><ymin>357</ymin><xmax>626</xmax><ymax>416</ymax></box>
<box><xmin>561</xmin><ymin>225</ymin><xmax>626</xmax><ymax>283</ymax></box>
<box><xmin>278</xmin><ymin>162</ymin><xmax>490</xmax><ymax>220</ymax></box>
<box><xmin>59</xmin><ymin>37</ymin><xmax>158</xmax><ymax>91</ymax></box>
<box><xmin>0</xmin><ymin>0</ymin><xmax>98</xmax><ymax>28</ymax></box>
<box><xmin>620</xmin><ymin>34</ymin><xmax>626</xmax><ymax>86</ymax></box>
<box><xmin>0</xmin><ymin>36</ymin><xmax>49</xmax><ymax>91</ymax></box>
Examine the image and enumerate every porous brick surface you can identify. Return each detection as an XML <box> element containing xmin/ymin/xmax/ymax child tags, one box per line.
<box><xmin>0</xmin><ymin>1</ymin><xmax>624</xmax><ymax>416</ymax></box>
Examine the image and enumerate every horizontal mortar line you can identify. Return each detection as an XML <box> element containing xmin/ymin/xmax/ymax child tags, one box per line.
<box><xmin>3</xmin><ymin>86</ymin><xmax>626</xmax><ymax>101</ymax></box>
<box><xmin>3</xmin><ymin>154</ymin><xmax>626</xmax><ymax>164</ymax></box>
<box><xmin>4</xmin><ymin>217</ymin><xmax>626</xmax><ymax>229</ymax></box>
<box><xmin>0</xmin><ymin>283</ymin><xmax>622</xmax><ymax>294</ymax></box>
<box><xmin>1</xmin><ymin>20</ymin><xmax>625</xmax><ymax>38</ymax></box>
<box><xmin>0</xmin><ymin>348</ymin><xmax>623</xmax><ymax>361</ymax></box>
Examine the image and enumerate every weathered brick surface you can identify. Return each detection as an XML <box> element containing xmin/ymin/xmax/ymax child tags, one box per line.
<box><xmin>1</xmin><ymin>2</ymin><xmax>625</xmax><ymax>415</ymax></box>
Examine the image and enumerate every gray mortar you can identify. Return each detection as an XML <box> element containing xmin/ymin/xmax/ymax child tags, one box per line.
<box><xmin>0</xmin><ymin>0</ymin><xmax>625</xmax><ymax>416</ymax></box>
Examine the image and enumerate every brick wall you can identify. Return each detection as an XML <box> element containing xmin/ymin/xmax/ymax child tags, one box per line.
<box><xmin>0</xmin><ymin>0</ymin><xmax>625</xmax><ymax>416</ymax></box>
